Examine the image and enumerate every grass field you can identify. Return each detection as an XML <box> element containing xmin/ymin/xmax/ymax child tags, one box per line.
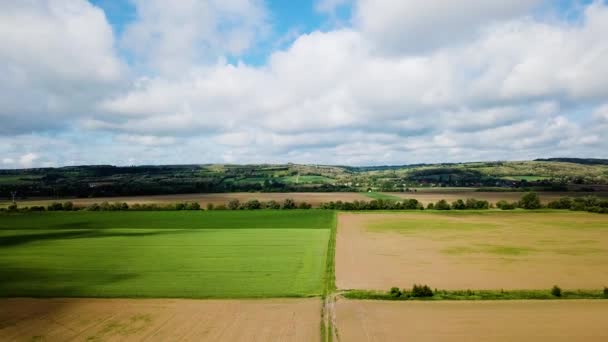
<box><xmin>336</xmin><ymin>211</ymin><xmax>608</xmax><ymax>290</ymax></box>
<box><xmin>362</xmin><ymin>192</ymin><xmax>402</xmax><ymax>201</ymax></box>
<box><xmin>0</xmin><ymin>211</ymin><xmax>334</xmax><ymax>298</ymax></box>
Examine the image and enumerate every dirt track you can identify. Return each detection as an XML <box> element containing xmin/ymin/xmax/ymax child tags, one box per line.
<box><xmin>336</xmin><ymin>299</ymin><xmax>608</xmax><ymax>341</ymax></box>
<box><xmin>0</xmin><ymin>298</ymin><xmax>321</xmax><ymax>341</ymax></box>
<box><xmin>336</xmin><ymin>212</ymin><xmax>608</xmax><ymax>290</ymax></box>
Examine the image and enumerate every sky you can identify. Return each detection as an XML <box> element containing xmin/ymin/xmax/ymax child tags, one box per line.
<box><xmin>1</xmin><ymin>0</ymin><xmax>607</xmax><ymax>168</ymax></box>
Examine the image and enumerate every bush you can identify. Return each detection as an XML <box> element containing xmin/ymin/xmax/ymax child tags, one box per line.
<box><xmin>519</xmin><ymin>192</ymin><xmax>542</xmax><ymax>209</ymax></box>
<box><xmin>434</xmin><ymin>200</ymin><xmax>451</xmax><ymax>210</ymax></box>
<box><xmin>551</xmin><ymin>285</ymin><xmax>562</xmax><ymax>297</ymax></box>
<box><xmin>465</xmin><ymin>198</ymin><xmax>489</xmax><ymax>209</ymax></box>
<box><xmin>228</xmin><ymin>199</ymin><xmax>241</xmax><ymax>210</ymax></box>
<box><xmin>496</xmin><ymin>200</ymin><xmax>517</xmax><ymax>210</ymax></box>
<box><xmin>603</xmin><ymin>287</ymin><xmax>608</xmax><ymax>298</ymax></box>
<box><xmin>298</xmin><ymin>201</ymin><xmax>312</xmax><ymax>209</ymax></box>
<box><xmin>451</xmin><ymin>199</ymin><xmax>466</xmax><ymax>210</ymax></box>
<box><xmin>266</xmin><ymin>200</ymin><xmax>281</xmax><ymax>209</ymax></box>
<box><xmin>47</xmin><ymin>202</ymin><xmax>63</xmax><ymax>211</ymax></box>
<box><xmin>244</xmin><ymin>199</ymin><xmax>261</xmax><ymax>210</ymax></box>
<box><xmin>411</xmin><ymin>284</ymin><xmax>434</xmax><ymax>297</ymax></box>
<box><xmin>389</xmin><ymin>287</ymin><xmax>402</xmax><ymax>298</ymax></box>
<box><xmin>282</xmin><ymin>198</ymin><xmax>296</xmax><ymax>209</ymax></box>
<box><xmin>547</xmin><ymin>197</ymin><xmax>572</xmax><ymax>209</ymax></box>
<box><xmin>187</xmin><ymin>202</ymin><xmax>200</xmax><ymax>210</ymax></box>
<box><xmin>206</xmin><ymin>203</ymin><xmax>214</xmax><ymax>210</ymax></box>
<box><xmin>426</xmin><ymin>203</ymin><xmax>434</xmax><ymax>209</ymax></box>
<box><xmin>7</xmin><ymin>203</ymin><xmax>18</xmax><ymax>212</ymax></box>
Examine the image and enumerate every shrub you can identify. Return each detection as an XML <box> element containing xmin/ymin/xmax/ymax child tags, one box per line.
<box><xmin>206</xmin><ymin>203</ymin><xmax>214</xmax><ymax>210</ymax></box>
<box><xmin>282</xmin><ymin>198</ymin><xmax>296</xmax><ymax>209</ymax></box>
<box><xmin>551</xmin><ymin>285</ymin><xmax>562</xmax><ymax>297</ymax></box>
<box><xmin>451</xmin><ymin>199</ymin><xmax>466</xmax><ymax>210</ymax></box>
<box><xmin>603</xmin><ymin>287</ymin><xmax>608</xmax><ymax>298</ymax></box>
<box><xmin>264</xmin><ymin>200</ymin><xmax>279</xmax><ymax>209</ymax></box>
<box><xmin>227</xmin><ymin>199</ymin><xmax>241</xmax><ymax>210</ymax></box>
<box><xmin>215</xmin><ymin>204</ymin><xmax>227</xmax><ymax>210</ymax></box>
<box><xmin>412</xmin><ymin>284</ymin><xmax>434</xmax><ymax>297</ymax></box>
<box><xmin>519</xmin><ymin>192</ymin><xmax>542</xmax><ymax>209</ymax></box>
<box><xmin>298</xmin><ymin>201</ymin><xmax>312</xmax><ymax>209</ymax></box>
<box><xmin>244</xmin><ymin>199</ymin><xmax>262</xmax><ymax>210</ymax></box>
<box><xmin>86</xmin><ymin>203</ymin><xmax>100</xmax><ymax>211</ymax></box>
<box><xmin>496</xmin><ymin>200</ymin><xmax>517</xmax><ymax>210</ymax></box>
<box><xmin>7</xmin><ymin>203</ymin><xmax>18</xmax><ymax>212</ymax></box>
<box><xmin>187</xmin><ymin>202</ymin><xmax>200</xmax><ymax>210</ymax></box>
<box><xmin>62</xmin><ymin>201</ymin><xmax>74</xmax><ymax>211</ymax></box>
<box><xmin>47</xmin><ymin>202</ymin><xmax>63</xmax><ymax>211</ymax></box>
<box><xmin>434</xmin><ymin>200</ymin><xmax>451</xmax><ymax>210</ymax></box>
<box><xmin>547</xmin><ymin>197</ymin><xmax>572</xmax><ymax>209</ymax></box>
<box><xmin>426</xmin><ymin>203</ymin><xmax>434</xmax><ymax>210</ymax></box>
<box><xmin>466</xmin><ymin>198</ymin><xmax>489</xmax><ymax>209</ymax></box>
<box><xmin>389</xmin><ymin>287</ymin><xmax>402</xmax><ymax>298</ymax></box>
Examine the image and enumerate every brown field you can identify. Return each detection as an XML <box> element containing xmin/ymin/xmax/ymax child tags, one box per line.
<box><xmin>336</xmin><ymin>212</ymin><xmax>608</xmax><ymax>290</ymax></box>
<box><xmin>336</xmin><ymin>299</ymin><xmax>608</xmax><ymax>342</ymax></box>
<box><xmin>1</xmin><ymin>192</ymin><xmax>369</xmax><ymax>208</ymax></box>
<box><xmin>387</xmin><ymin>191</ymin><xmax>608</xmax><ymax>205</ymax></box>
<box><xmin>0</xmin><ymin>298</ymin><xmax>321</xmax><ymax>342</ymax></box>
<box><xmin>4</xmin><ymin>191</ymin><xmax>607</xmax><ymax>209</ymax></box>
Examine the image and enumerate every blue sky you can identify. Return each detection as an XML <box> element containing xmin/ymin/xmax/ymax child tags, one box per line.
<box><xmin>0</xmin><ymin>0</ymin><xmax>607</xmax><ymax>168</ymax></box>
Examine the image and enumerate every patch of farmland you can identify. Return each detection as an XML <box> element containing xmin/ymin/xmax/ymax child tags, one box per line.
<box><xmin>0</xmin><ymin>298</ymin><xmax>321</xmax><ymax>341</ymax></box>
<box><xmin>336</xmin><ymin>299</ymin><xmax>608</xmax><ymax>342</ymax></box>
<box><xmin>387</xmin><ymin>191</ymin><xmax>608</xmax><ymax>205</ymax></box>
<box><xmin>0</xmin><ymin>192</ymin><xmax>370</xmax><ymax>208</ymax></box>
<box><xmin>336</xmin><ymin>212</ymin><xmax>608</xmax><ymax>290</ymax></box>
<box><xmin>0</xmin><ymin>211</ymin><xmax>333</xmax><ymax>298</ymax></box>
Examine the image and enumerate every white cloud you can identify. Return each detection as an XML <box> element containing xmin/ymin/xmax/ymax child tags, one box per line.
<box><xmin>18</xmin><ymin>153</ymin><xmax>39</xmax><ymax>168</ymax></box>
<box><xmin>1</xmin><ymin>0</ymin><xmax>607</xmax><ymax>167</ymax></box>
<box><xmin>353</xmin><ymin>0</ymin><xmax>542</xmax><ymax>54</ymax></box>
<box><xmin>121</xmin><ymin>0</ymin><xmax>268</xmax><ymax>75</ymax></box>
<box><xmin>0</xmin><ymin>0</ymin><xmax>125</xmax><ymax>134</ymax></box>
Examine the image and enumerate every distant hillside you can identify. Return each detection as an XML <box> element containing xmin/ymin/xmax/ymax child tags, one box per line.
<box><xmin>535</xmin><ymin>158</ymin><xmax>608</xmax><ymax>165</ymax></box>
<box><xmin>1</xmin><ymin>160</ymin><xmax>608</xmax><ymax>199</ymax></box>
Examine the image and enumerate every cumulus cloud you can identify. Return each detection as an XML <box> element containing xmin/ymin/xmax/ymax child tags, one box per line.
<box><xmin>1</xmin><ymin>0</ymin><xmax>607</xmax><ymax>167</ymax></box>
<box><xmin>353</xmin><ymin>0</ymin><xmax>542</xmax><ymax>54</ymax></box>
<box><xmin>0</xmin><ymin>0</ymin><xmax>126</xmax><ymax>135</ymax></box>
<box><xmin>121</xmin><ymin>0</ymin><xmax>268</xmax><ymax>75</ymax></box>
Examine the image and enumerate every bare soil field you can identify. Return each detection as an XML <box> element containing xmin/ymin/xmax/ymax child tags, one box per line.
<box><xmin>336</xmin><ymin>212</ymin><xmax>608</xmax><ymax>290</ymax></box>
<box><xmin>0</xmin><ymin>298</ymin><xmax>320</xmax><ymax>342</ymax></box>
<box><xmin>336</xmin><ymin>299</ymin><xmax>608</xmax><ymax>342</ymax></box>
<box><xmin>3</xmin><ymin>192</ymin><xmax>368</xmax><ymax>208</ymax></box>
<box><xmin>388</xmin><ymin>191</ymin><xmax>607</xmax><ymax>205</ymax></box>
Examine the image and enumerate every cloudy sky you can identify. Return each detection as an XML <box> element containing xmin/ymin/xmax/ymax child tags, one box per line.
<box><xmin>1</xmin><ymin>0</ymin><xmax>607</xmax><ymax>168</ymax></box>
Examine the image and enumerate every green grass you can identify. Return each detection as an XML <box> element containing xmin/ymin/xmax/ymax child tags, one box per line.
<box><xmin>0</xmin><ymin>210</ymin><xmax>334</xmax><ymax>230</ymax></box>
<box><xmin>343</xmin><ymin>289</ymin><xmax>608</xmax><ymax>301</ymax></box>
<box><xmin>0</xmin><ymin>211</ymin><xmax>333</xmax><ymax>298</ymax></box>
<box><xmin>501</xmin><ymin>175</ymin><xmax>552</xmax><ymax>181</ymax></box>
<box><xmin>280</xmin><ymin>175</ymin><xmax>336</xmax><ymax>184</ymax></box>
<box><xmin>362</xmin><ymin>192</ymin><xmax>402</xmax><ymax>201</ymax></box>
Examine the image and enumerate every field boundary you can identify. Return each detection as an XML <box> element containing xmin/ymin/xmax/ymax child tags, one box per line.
<box><xmin>342</xmin><ymin>289</ymin><xmax>608</xmax><ymax>301</ymax></box>
<box><xmin>321</xmin><ymin>211</ymin><xmax>339</xmax><ymax>342</ymax></box>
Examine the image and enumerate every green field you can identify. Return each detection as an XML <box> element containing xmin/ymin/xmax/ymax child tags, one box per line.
<box><xmin>363</xmin><ymin>192</ymin><xmax>402</xmax><ymax>201</ymax></box>
<box><xmin>0</xmin><ymin>211</ymin><xmax>334</xmax><ymax>298</ymax></box>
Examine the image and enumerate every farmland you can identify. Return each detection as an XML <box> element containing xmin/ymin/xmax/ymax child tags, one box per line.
<box><xmin>336</xmin><ymin>300</ymin><xmax>608</xmax><ymax>341</ymax></box>
<box><xmin>0</xmin><ymin>211</ymin><xmax>333</xmax><ymax>298</ymax></box>
<box><xmin>336</xmin><ymin>211</ymin><xmax>608</xmax><ymax>290</ymax></box>
<box><xmin>0</xmin><ymin>298</ymin><xmax>321</xmax><ymax>341</ymax></box>
<box><xmin>2</xmin><ymin>208</ymin><xmax>608</xmax><ymax>341</ymax></box>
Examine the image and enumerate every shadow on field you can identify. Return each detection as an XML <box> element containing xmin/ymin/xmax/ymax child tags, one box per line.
<box><xmin>0</xmin><ymin>228</ymin><xmax>193</xmax><ymax>248</ymax></box>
